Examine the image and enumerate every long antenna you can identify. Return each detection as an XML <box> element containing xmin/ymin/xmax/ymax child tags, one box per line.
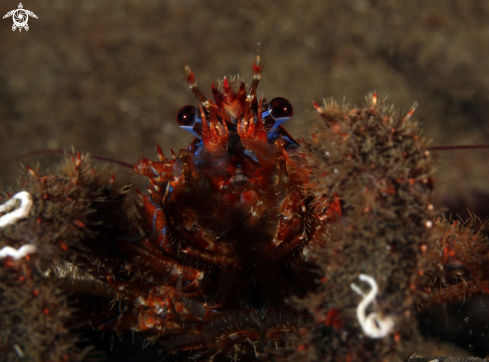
<box><xmin>428</xmin><ymin>145</ymin><xmax>489</xmax><ymax>151</ymax></box>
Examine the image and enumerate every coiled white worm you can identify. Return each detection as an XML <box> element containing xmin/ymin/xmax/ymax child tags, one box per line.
<box><xmin>350</xmin><ymin>274</ymin><xmax>395</xmax><ymax>339</ymax></box>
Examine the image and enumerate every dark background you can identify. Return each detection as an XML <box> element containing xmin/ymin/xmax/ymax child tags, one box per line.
<box><xmin>1</xmin><ymin>0</ymin><xmax>489</xmax><ymax>358</ymax></box>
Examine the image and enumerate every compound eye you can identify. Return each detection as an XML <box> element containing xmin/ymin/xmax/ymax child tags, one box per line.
<box><xmin>177</xmin><ymin>105</ymin><xmax>198</xmax><ymax>127</ymax></box>
<box><xmin>268</xmin><ymin>97</ymin><xmax>293</xmax><ymax>129</ymax></box>
<box><xmin>176</xmin><ymin>105</ymin><xmax>202</xmax><ymax>136</ymax></box>
<box><xmin>269</xmin><ymin>97</ymin><xmax>293</xmax><ymax>120</ymax></box>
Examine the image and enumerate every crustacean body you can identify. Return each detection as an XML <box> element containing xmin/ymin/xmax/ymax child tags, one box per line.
<box><xmin>92</xmin><ymin>56</ymin><xmax>341</xmax><ymax>357</ymax></box>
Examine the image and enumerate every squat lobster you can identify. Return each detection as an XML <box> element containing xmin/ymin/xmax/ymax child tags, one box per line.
<box><xmin>1</xmin><ymin>56</ymin><xmax>489</xmax><ymax>362</ymax></box>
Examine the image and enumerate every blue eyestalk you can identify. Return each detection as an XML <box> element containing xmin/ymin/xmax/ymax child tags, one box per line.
<box><xmin>262</xmin><ymin>97</ymin><xmax>294</xmax><ymax>131</ymax></box>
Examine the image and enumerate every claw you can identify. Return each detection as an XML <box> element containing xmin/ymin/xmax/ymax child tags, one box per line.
<box><xmin>237</xmin><ymin>109</ymin><xmax>269</xmax><ymax>163</ymax></box>
<box><xmin>238</xmin><ymin>111</ymin><xmax>267</xmax><ymax>143</ymax></box>
<box><xmin>199</xmin><ymin>106</ymin><xmax>229</xmax><ymax>157</ymax></box>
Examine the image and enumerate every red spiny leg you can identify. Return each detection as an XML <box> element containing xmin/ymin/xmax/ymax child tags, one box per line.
<box><xmin>422</xmin><ymin>280</ymin><xmax>489</xmax><ymax>308</ymax></box>
<box><xmin>134</xmin><ymin>156</ymin><xmax>175</xmax><ymax>183</ymax></box>
<box><xmin>178</xmin><ymin>207</ymin><xmax>236</xmax><ymax>255</ymax></box>
<box><xmin>117</xmin><ymin>239</ymin><xmax>205</xmax><ymax>290</ymax></box>
<box><xmin>264</xmin><ymin>190</ymin><xmax>310</xmax><ymax>259</ymax></box>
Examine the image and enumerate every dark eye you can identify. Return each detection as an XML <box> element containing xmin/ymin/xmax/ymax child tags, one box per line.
<box><xmin>177</xmin><ymin>105</ymin><xmax>198</xmax><ymax>127</ymax></box>
<box><xmin>269</xmin><ymin>97</ymin><xmax>293</xmax><ymax>121</ymax></box>
<box><xmin>176</xmin><ymin>105</ymin><xmax>202</xmax><ymax>137</ymax></box>
<box><xmin>262</xmin><ymin>97</ymin><xmax>293</xmax><ymax>130</ymax></box>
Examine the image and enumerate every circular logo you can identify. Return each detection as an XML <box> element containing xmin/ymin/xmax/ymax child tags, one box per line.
<box><xmin>3</xmin><ymin>4</ymin><xmax>38</xmax><ymax>32</ymax></box>
<box><xmin>12</xmin><ymin>9</ymin><xmax>28</xmax><ymax>28</ymax></box>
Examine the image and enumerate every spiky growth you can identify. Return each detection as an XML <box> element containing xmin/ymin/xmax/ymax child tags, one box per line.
<box><xmin>422</xmin><ymin>216</ymin><xmax>489</xmax><ymax>308</ymax></box>
<box><xmin>0</xmin><ymin>259</ymin><xmax>86</xmax><ymax>362</ymax></box>
<box><xmin>292</xmin><ymin>95</ymin><xmax>438</xmax><ymax>361</ymax></box>
<box><xmin>0</xmin><ymin>152</ymin><xmax>129</xmax><ymax>362</ymax></box>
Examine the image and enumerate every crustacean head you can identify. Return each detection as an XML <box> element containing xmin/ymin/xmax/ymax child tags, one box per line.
<box><xmin>173</xmin><ymin>56</ymin><xmax>305</xmax><ymax>227</ymax></box>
